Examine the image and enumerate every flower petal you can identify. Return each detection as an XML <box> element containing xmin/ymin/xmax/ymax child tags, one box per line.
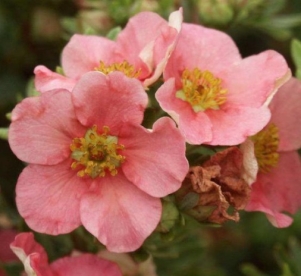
<box><xmin>144</xmin><ymin>9</ymin><xmax>183</xmax><ymax>87</ymax></box>
<box><xmin>34</xmin><ymin>65</ymin><xmax>76</xmax><ymax>93</ymax></box>
<box><xmin>246</xmin><ymin>151</ymin><xmax>301</xmax><ymax>227</ymax></box>
<box><xmin>80</xmin><ymin>172</ymin><xmax>162</xmax><ymax>252</ymax></box>
<box><xmin>269</xmin><ymin>77</ymin><xmax>301</xmax><ymax>151</ymax></box>
<box><xmin>240</xmin><ymin>139</ymin><xmax>259</xmax><ymax>185</ymax></box>
<box><xmin>206</xmin><ymin>106</ymin><xmax>271</xmax><ymax>145</ymax></box>
<box><xmin>120</xmin><ymin>117</ymin><xmax>188</xmax><ymax>197</ymax></box>
<box><xmin>72</xmin><ymin>71</ymin><xmax>148</xmax><ymax>133</ymax></box>
<box><xmin>224</xmin><ymin>50</ymin><xmax>290</xmax><ymax>108</ymax></box>
<box><xmin>16</xmin><ymin>160</ymin><xmax>89</xmax><ymax>235</ymax></box>
<box><xmin>116</xmin><ymin>11</ymin><xmax>169</xmax><ymax>80</ymax></box>
<box><xmin>9</xmin><ymin>89</ymin><xmax>85</xmax><ymax>165</ymax></box>
<box><xmin>163</xmin><ymin>23</ymin><xmax>241</xmax><ymax>85</ymax></box>
<box><xmin>50</xmin><ymin>254</ymin><xmax>122</xmax><ymax>276</ymax></box>
<box><xmin>62</xmin><ymin>34</ymin><xmax>117</xmax><ymax>79</ymax></box>
<box><xmin>155</xmin><ymin>78</ymin><xmax>213</xmax><ymax>144</ymax></box>
<box><xmin>10</xmin><ymin>232</ymin><xmax>53</xmax><ymax>276</ymax></box>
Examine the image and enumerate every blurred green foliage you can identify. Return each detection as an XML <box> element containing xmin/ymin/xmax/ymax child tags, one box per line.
<box><xmin>2</xmin><ymin>0</ymin><xmax>301</xmax><ymax>275</ymax></box>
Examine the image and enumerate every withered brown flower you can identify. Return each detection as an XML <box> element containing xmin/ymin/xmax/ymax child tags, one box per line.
<box><xmin>176</xmin><ymin>147</ymin><xmax>251</xmax><ymax>224</ymax></box>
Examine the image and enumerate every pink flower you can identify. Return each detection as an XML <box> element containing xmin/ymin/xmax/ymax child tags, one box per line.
<box><xmin>156</xmin><ymin>23</ymin><xmax>290</xmax><ymax>145</ymax></box>
<box><xmin>8</xmin><ymin>72</ymin><xmax>188</xmax><ymax>252</ymax></box>
<box><xmin>244</xmin><ymin>77</ymin><xmax>301</xmax><ymax>227</ymax></box>
<box><xmin>34</xmin><ymin>9</ymin><xmax>182</xmax><ymax>92</ymax></box>
<box><xmin>10</xmin><ymin>232</ymin><xmax>122</xmax><ymax>276</ymax></box>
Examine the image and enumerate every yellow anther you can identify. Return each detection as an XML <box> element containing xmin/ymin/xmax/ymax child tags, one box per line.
<box><xmin>95</xmin><ymin>60</ymin><xmax>141</xmax><ymax>78</ymax></box>
<box><xmin>251</xmin><ymin>123</ymin><xmax>279</xmax><ymax>173</ymax></box>
<box><xmin>176</xmin><ymin>68</ymin><xmax>227</xmax><ymax>112</ymax></box>
<box><xmin>70</xmin><ymin>125</ymin><xmax>125</xmax><ymax>178</ymax></box>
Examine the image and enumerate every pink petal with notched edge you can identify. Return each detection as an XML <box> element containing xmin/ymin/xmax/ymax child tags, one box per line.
<box><xmin>34</xmin><ymin>65</ymin><xmax>76</xmax><ymax>93</ymax></box>
<box><xmin>155</xmin><ymin>78</ymin><xmax>213</xmax><ymax>144</ymax></box>
<box><xmin>224</xmin><ymin>50</ymin><xmax>290</xmax><ymax>108</ymax></box>
<box><xmin>10</xmin><ymin>233</ymin><xmax>53</xmax><ymax>276</ymax></box>
<box><xmin>206</xmin><ymin>105</ymin><xmax>271</xmax><ymax>146</ymax></box>
<box><xmin>269</xmin><ymin>77</ymin><xmax>301</xmax><ymax>151</ymax></box>
<box><xmin>116</xmin><ymin>11</ymin><xmax>168</xmax><ymax>77</ymax></box>
<box><xmin>50</xmin><ymin>254</ymin><xmax>122</xmax><ymax>276</ymax></box>
<box><xmin>16</xmin><ymin>160</ymin><xmax>90</xmax><ymax>235</ymax></box>
<box><xmin>72</xmin><ymin>71</ymin><xmax>148</xmax><ymax>133</ymax></box>
<box><xmin>62</xmin><ymin>34</ymin><xmax>117</xmax><ymax>79</ymax></box>
<box><xmin>246</xmin><ymin>151</ymin><xmax>301</xmax><ymax>228</ymax></box>
<box><xmin>80</xmin><ymin>172</ymin><xmax>162</xmax><ymax>253</ymax></box>
<box><xmin>120</xmin><ymin>117</ymin><xmax>188</xmax><ymax>198</ymax></box>
<box><xmin>163</xmin><ymin>23</ymin><xmax>241</xmax><ymax>86</ymax></box>
<box><xmin>8</xmin><ymin>89</ymin><xmax>86</xmax><ymax>165</ymax></box>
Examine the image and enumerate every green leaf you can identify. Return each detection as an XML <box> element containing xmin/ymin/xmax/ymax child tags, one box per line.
<box><xmin>291</xmin><ymin>39</ymin><xmax>301</xmax><ymax>78</ymax></box>
<box><xmin>106</xmin><ymin>26</ymin><xmax>122</xmax><ymax>40</ymax></box>
<box><xmin>0</xmin><ymin>128</ymin><xmax>8</xmax><ymax>140</ymax></box>
<box><xmin>156</xmin><ymin>200</ymin><xmax>179</xmax><ymax>233</ymax></box>
<box><xmin>241</xmin><ymin>263</ymin><xmax>270</xmax><ymax>276</ymax></box>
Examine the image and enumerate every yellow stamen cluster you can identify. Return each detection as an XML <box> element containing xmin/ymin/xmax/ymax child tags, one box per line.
<box><xmin>252</xmin><ymin>123</ymin><xmax>279</xmax><ymax>173</ymax></box>
<box><xmin>95</xmin><ymin>60</ymin><xmax>141</xmax><ymax>78</ymax></box>
<box><xmin>176</xmin><ymin>68</ymin><xmax>227</xmax><ymax>112</ymax></box>
<box><xmin>70</xmin><ymin>125</ymin><xmax>125</xmax><ymax>178</ymax></box>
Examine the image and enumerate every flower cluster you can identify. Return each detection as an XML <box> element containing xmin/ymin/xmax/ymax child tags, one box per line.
<box><xmin>6</xmin><ymin>6</ymin><xmax>301</xmax><ymax>274</ymax></box>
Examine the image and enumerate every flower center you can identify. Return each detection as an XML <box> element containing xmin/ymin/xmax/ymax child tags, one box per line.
<box><xmin>251</xmin><ymin>123</ymin><xmax>279</xmax><ymax>173</ymax></box>
<box><xmin>176</xmin><ymin>68</ymin><xmax>227</xmax><ymax>112</ymax></box>
<box><xmin>70</xmin><ymin>125</ymin><xmax>125</xmax><ymax>178</ymax></box>
<box><xmin>95</xmin><ymin>60</ymin><xmax>141</xmax><ymax>78</ymax></box>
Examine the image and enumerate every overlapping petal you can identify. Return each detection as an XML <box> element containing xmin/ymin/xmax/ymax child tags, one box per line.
<box><xmin>34</xmin><ymin>65</ymin><xmax>76</xmax><ymax>93</ymax></box>
<box><xmin>207</xmin><ymin>106</ymin><xmax>271</xmax><ymax>145</ymax></box>
<box><xmin>80</xmin><ymin>172</ymin><xmax>162</xmax><ymax>252</ymax></box>
<box><xmin>246</xmin><ymin>151</ymin><xmax>301</xmax><ymax>227</ymax></box>
<box><xmin>10</xmin><ymin>232</ymin><xmax>53</xmax><ymax>276</ymax></box>
<box><xmin>269</xmin><ymin>77</ymin><xmax>301</xmax><ymax>151</ymax></box>
<box><xmin>51</xmin><ymin>254</ymin><xmax>122</xmax><ymax>276</ymax></box>
<box><xmin>16</xmin><ymin>160</ymin><xmax>89</xmax><ymax>235</ymax></box>
<box><xmin>120</xmin><ymin>117</ymin><xmax>188</xmax><ymax>197</ymax></box>
<box><xmin>11</xmin><ymin>233</ymin><xmax>122</xmax><ymax>276</ymax></box>
<box><xmin>224</xmin><ymin>50</ymin><xmax>291</xmax><ymax>108</ymax></box>
<box><xmin>62</xmin><ymin>34</ymin><xmax>117</xmax><ymax>79</ymax></box>
<box><xmin>72</xmin><ymin>71</ymin><xmax>148</xmax><ymax>133</ymax></box>
<box><xmin>9</xmin><ymin>89</ymin><xmax>85</xmax><ymax>165</ymax></box>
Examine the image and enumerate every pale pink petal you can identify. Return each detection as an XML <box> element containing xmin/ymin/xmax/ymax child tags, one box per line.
<box><xmin>10</xmin><ymin>233</ymin><xmax>53</xmax><ymax>276</ymax></box>
<box><xmin>206</xmin><ymin>106</ymin><xmax>271</xmax><ymax>145</ymax></box>
<box><xmin>62</xmin><ymin>34</ymin><xmax>117</xmax><ymax>79</ymax></box>
<box><xmin>72</xmin><ymin>71</ymin><xmax>148</xmax><ymax>133</ymax></box>
<box><xmin>16</xmin><ymin>160</ymin><xmax>89</xmax><ymax>235</ymax></box>
<box><xmin>51</xmin><ymin>254</ymin><xmax>122</xmax><ymax>276</ymax></box>
<box><xmin>120</xmin><ymin>117</ymin><xmax>188</xmax><ymax>197</ymax></box>
<box><xmin>164</xmin><ymin>23</ymin><xmax>241</xmax><ymax>85</ymax></box>
<box><xmin>80</xmin><ymin>173</ymin><xmax>162</xmax><ymax>252</ymax></box>
<box><xmin>116</xmin><ymin>11</ymin><xmax>168</xmax><ymax>79</ymax></box>
<box><xmin>155</xmin><ymin>78</ymin><xmax>212</xmax><ymax>144</ymax></box>
<box><xmin>0</xmin><ymin>230</ymin><xmax>19</xmax><ymax>263</ymax></box>
<box><xmin>144</xmin><ymin>9</ymin><xmax>183</xmax><ymax>87</ymax></box>
<box><xmin>9</xmin><ymin>90</ymin><xmax>86</xmax><ymax>165</ymax></box>
<box><xmin>269</xmin><ymin>77</ymin><xmax>301</xmax><ymax>151</ymax></box>
<box><xmin>34</xmin><ymin>65</ymin><xmax>76</xmax><ymax>93</ymax></box>
<box><xmin>224</xmin><ymin>50</ymin><xmax>290</xmax><ymax>108</ymax></box>
<box><xmin>246</xmin><ymin>151</ymin><xmax>301</xmax><ymax>227</ymax></box>
<box><xmin>240</xmin><ymin>139</ymin><xmax>259</xmax><ymax>185</ymax></box>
